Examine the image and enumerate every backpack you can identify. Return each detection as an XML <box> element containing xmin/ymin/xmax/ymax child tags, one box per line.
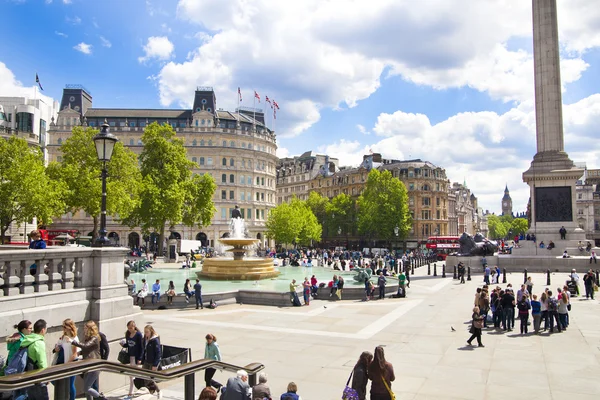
<box><xmin>4</xmin><ymin>346</ymin><xmax>33</xmax><ymax>375</ymax></box>
<box><xmin>548</xmin><ymin>298</ymin><xmax>558</xmax><ymax>312</ymax></box>
<box><xmin>207</xmin><ymin>299</ymin><xmax>217</xmax><ymax>309</ymax></box>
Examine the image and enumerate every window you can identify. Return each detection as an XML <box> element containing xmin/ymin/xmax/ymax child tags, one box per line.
<box><xmin>261</xmin><ymin>209</ymin><xmax>264</xmax><ymax>220</ymax></box>
<box><xmin>247</xmin><ymin>191</ymin><xmax>251</xmax><ymax>201</ymax></box>
<box><xmin>423</xmin><ymin>184</ymin><xmax>430</xmax><ymax>191</ymax></box>
<box><xmin>201</xmin><ymin>119</ymin><xmax>206</xmax><ymax>125</ymax></box>
<box><xmin>256</xmin><ymin>193</ymin><xmax>260</xmax><ymax>201</ymax></box>
<box><xmin>436</xmin><ymin>210</ymin><xmax>441</xmax><ymax>220</ymax></box>
<box><xmin>222</xmin><ymin>174</ymin><xmax>227</xmax><ymax>183</ymax></box>
<box><xmin>222</xmin><ymin>157</ymin><xmax>227</xmax><ymax>166</ymax></box>
<box><xmin>261</xmin><ymin>193</ymin><xmax>265</xmax><ymax>201</ymax></box>
<box><xmin>207</xmin><ymin>108</ymin><xmax>212</xmax><ymax>113</ymax></box>
<box><xmin>208</xmin><ymin>140</ymin><xmax>212</xmax><ymax>146</ymax></box>
<box><xmin>129</xmin><ymin>139</ymin><xmax>134</xmax><ymax>145</ymax></box>
<box><xmin>247</xmin><ymin>177</ymin><xmax>252</xmax><ymax>185</ymax></box>
<box><xmin>422</xmin><ymin>210</ymin><xmax>430</xmax><ymax>220</ymax></box>
<box><xmin>240</xmin><ymin>175</ymin><xmax>245</xmax><ymax>184</ymax></box>
<box><xmin>221</xmin><ymin>190</ymin><xmax>227</xmax><ymax>200</ymax></box>
<box><xmin>578</xmin><ymin>193</ymin><xmax>583</xmax><ymax>200</ymax></box>
<box><xmin>130</xmin><ymin>122</ymin><xmax>136</xmax><ymax>127</ymax></box>
<box><xmin>230</xmin><ymin>190</ymin><xmax>234</xmax><ymax>200</ymax></box>
<box><xmin>409</xmin><ymin>183</ymin><xmax>415</xmax><ymax>191</ymax></box>
<box><xmin>57</xmin><ymin>138</ymin><xmax>63</xmax><ymax>145</ymax></box>
<box><xmin>256</xmin><ymin>209</ymin><xmax>260</xmax><ymax>219</ymax></box>
<box><xmin>436</xmin><ymin>197</ymin><xmax>441</xmax><ymax>206</ymax></box>
<box><xmin>261</xmin><ymin>177</ymin><xmax>265</xmax><ymax>186</ymax></box>
<box><xmin>192</xmin><ymin>139</ymin><xmax>197</xmax><ymax>146</ymax></box>
<box><xmin>230</xmin><ymin>174</ymin><xmax>234</xmax><ymax>183</ymax></box>
<box><xmin>57</xmin><ymin>156</ymin><xmax>62</xmax><ymax>162</ymax></box>
<box><xmin>242</xmin><ymin>159</ymin><xmax>246</xmax><ymax>167</ymax></box>
<box><xmin>242</xmin><ymin>143</ymin><xmax>246</xmax><ymax>148</ymax></box>
<box><xmin>140</xmin><ymin>121</ymin><xmax>146</xmax><ymax>127</ymax></box>
<box><xmin>196</xmin><ymin>108</ymin><xmax>201</xmax><ymax>112</ymax></box>
<box><xmin>248</xmin><ymin>142</ymin><xmax>252</xmax><ymax>149</ymax></box>
<box><xmin>137</xmin><ymin>140</ymin><xmax>142</xmax><ymax>145</ymax></box>
<box><xmin>247</xmin><ymin>208</ymin><xmax>252</xmax><ymax>220</ymax></box>
<box><xmin>248</xmin><ymin>161</ymin><xmax>252</xmax><ymax>169</ymax></box>
<box><xmin>240</xmin><ymin>192</ymin><xmax>246</xmax><ymax>201</ymax></box>
<box><xmin>200</xmin><ymin>157</ymin><xmax>205</xmax><ymax>165</ymax></box>
<box><xmin>109</xmin><ymin>121</ymin><xmax>116</xmax><ymax>127</ymax></box>
<box><xmin>200</xmin><ymin>139</ymin><xmax>205</xmax><ymax>146</ymax></box>
<box><xmin>222</xmin><ymin>140</ymin><xmax>227</xmax><ymax>147</ymax></box>
<box><xmin>221</xmin><ymin>208</ymin><xmax>227</xmax><ymax>219</ymax></box>
<box><xmin>256</xmin><ymin>177</ymin><xmax>260</xmax><ymax>186</ymax></box>
<box><xmin>192</xmin><ymin>157</ymin><xmax>197</xmax><ymax>163</ymax></box>
<box><xmin>230</xmin><ymin>158</ymin><xmax>234</xmax><ymax>167</ymax></box>
<box><xmin>422</xmin><ymin>197</ymin><xmax>431</xmax><ymax>206</ymax></box>
<box><xmin>207</xmin><ymin>157</ymin><xmax>213</xmax><ymax>165</ymax></box>
<box><xmin>230</xmin><ymin>141</ymin><xmax>235</xmax><ymax>147</ymax></box>
<box><xmin>202</xmin><ymin>99</ymin><xmax>207</xmax><ymax>104</ymax></box>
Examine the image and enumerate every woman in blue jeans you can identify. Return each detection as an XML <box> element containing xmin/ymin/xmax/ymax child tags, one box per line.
<box><xmin>53</xmin><ymin>319</ymin><xmax>80</xmax><ymax>400</ymax></box>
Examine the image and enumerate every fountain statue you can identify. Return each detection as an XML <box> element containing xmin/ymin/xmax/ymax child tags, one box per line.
<box><xmin>196</xmin><ymin>207</ymin><xmax>280</xmax><ymax>280</ymax></box>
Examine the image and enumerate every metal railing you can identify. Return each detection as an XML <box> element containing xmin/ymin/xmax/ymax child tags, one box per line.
<box><xmin>0</xmin><ymin>358</ymin><xmax>265</xmax><ymax>400</ymax></box>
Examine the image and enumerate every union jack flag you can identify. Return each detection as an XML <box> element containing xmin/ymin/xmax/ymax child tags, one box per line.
<box><xmin>272</xmin><ymin>100</ymin><xmax>280</xmax><ymax>110</ymax></box>
<box><xmin>238</xmin><ymin>87</ymin><xmax>242</xmax><ymax>102</ymax></box>
<box><xmin>265</xmin><ymin>96</ymin><xmax>272</xmax><ymax>106</ymax></box>
<box><xmin>254</xmin><ymin>91</ymin><xmax>260</xmax><ymax>102</ymax></box>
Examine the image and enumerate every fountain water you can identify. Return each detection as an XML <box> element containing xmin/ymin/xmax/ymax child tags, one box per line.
<box><xmin>196</xmin><ymin>217</ymin><xmax>280</xmax><ymax>280</ymax></box>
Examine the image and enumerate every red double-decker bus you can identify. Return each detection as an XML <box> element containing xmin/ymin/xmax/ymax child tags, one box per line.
<box><xmin>426</xmin><ymin>236</ymin><xmax>460</xmax><ymax>260</ymax></box>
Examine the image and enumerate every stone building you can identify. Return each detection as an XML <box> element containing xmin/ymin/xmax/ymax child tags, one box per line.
<box><xmin>276</xmin><ymin>152</ymin><xmax>338</xmax><ymax>204</ymax></box>
<box><xmin>0</xmin><ymin>94</ymin><xmax>59</xmax><ymax>243</ymax></box>
<box><xmin>47</xmin><ymin>85</ymin><xmax>277</xmax><ymax>249</ymax></box>
<box><xmin>309</xmin><ymin>155</ymin><xmax>450</xmax><ymax>249</ymax></box>
<box><xmin>449</xmin><ymin>182</ymin><xmax>478</xmax><ymax>236</ymax></box>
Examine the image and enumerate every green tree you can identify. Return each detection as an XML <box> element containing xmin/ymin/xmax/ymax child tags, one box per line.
<box><xmin>357</xmin><ymin>169</ymin><xmax>411</xmax><ymax>245</ymax></box>
<box><xmin>123</xmin><ymin>123</ymin><xmax>217</xmax><ymax>253</ymax></box>
<box><xmin>488</xmin><ymin>214</ymin><xmax>511</xmax><ymax>239</ymax></box>
<box><xmin>0</xmin><ymin>137</ymin><xmax>65</xmax><ymax>243</ymax></box>
<box><xmin>306</xmin><ymin>191</ymin><xmax>329</xmax><ymax>225</ymax></box>
<box><xmin>510</xmin><ymin>218</ymin><xmax>529</xmax><ymax>236</ymax></box>
<box><xmin>47</xmin><ymin>126</ymin><xmax>142</xmax><ymax>239</ymax></box>
<box><xmin>326</xmin><ymin>193</ymin><xmax>355</xmax><ymax>238</ymax></box>
<box><xmin>266</xmin><ymin>197</ymin><xmax>322</xmax><ymax>247</ymax></box>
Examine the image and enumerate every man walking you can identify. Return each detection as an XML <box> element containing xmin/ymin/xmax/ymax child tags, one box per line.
<box><xmin>458</xmin><ymin>263</ymin><xmax>466</xmax><ymax>284</ymax></box>
<box><xmin>484</xmin><ymin>264</ymin><xmax>490</xmax><ymax>285</ymax></box>
<box><xmin>583</xmin><ymin>270</ymin><xmax>596</xmax><ymax>300</ymax></box>
<box><xmin>194</xmin><ymin>279</ymin><xmax>203</xmax><ymax>309</ymax></box>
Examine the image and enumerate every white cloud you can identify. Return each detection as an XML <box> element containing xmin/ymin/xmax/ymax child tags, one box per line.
<box><xmin>161</xmin><ymin>23</ymin><xmax>172</xmax><ymax>33</ymax></box>
<box><xmin>45</xmin><ymin>0</ymin><xmax>52</xmax><ymax>4</ymax></box>
<box><xmin>65</xmin><ymin>15</ymin><xmax>81</xmax><ymax>25</ymax></box>
<box><xmin>62</xmin><ymin>0</ymin><xmax>72</xmax><ymax>4</ymax></box>
<box><xmin>276</xmin><ymin>147</ymin><xmax>290</xmax><ymax>158</ymax></box>
<box><xmin>55</xmin><ymin>31</ymin><xmax>67</xmax><ymax>38</ymax></box>
<box><xmin>138</xmin><ymin>36</ymin><xmax>174</xmax><ymax>63</ymax></box>
<box><xmin>99</xmin><ymin>36</ymin><xmax>112</xmax><ymax>48</ymax></box>
<box><xmin>73</xmin><ymin>42</ymin><xmax>92</xmax><ymax>55</ymax></box>
<box><xmin>0</xmin><ymin>62</ymin><xmax>55</xmax><ymax>106</ymax></box>
<box><xmin>357</xmin><ymin>124</ymin><xmax>370</xmax><ymax>135</ymax></box>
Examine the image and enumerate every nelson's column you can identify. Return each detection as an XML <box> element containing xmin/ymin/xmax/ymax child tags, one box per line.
<box><xmin>522</xmin><ymin>0</ymin><xmax>585</xmax><ymax>241</ymax></box>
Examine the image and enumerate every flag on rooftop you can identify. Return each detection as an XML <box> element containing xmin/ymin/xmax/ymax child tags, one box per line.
<box><xmin>273</xmin><ymin>100</ymin><xmax>280</xmax><ymax>110</ymax></box>
<box><xmin>35</xmin><ymin>73</ymin><xmax>44</xmax><ymax>91</ymax></box>
<box><xmin>238</xmin><ymin>87</ymin><xmax>242</xmax><ymax>102</ymax></box>
<box><xmin>254</xmin><ymin>91</ymin><xmax>260</xmax><ymax>102</ymax></box>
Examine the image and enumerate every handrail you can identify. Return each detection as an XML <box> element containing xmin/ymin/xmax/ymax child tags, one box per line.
<box><xmin>0</xmin><ymin>359</ymin><xmax>265</xmax><ymax>392</ymax></box>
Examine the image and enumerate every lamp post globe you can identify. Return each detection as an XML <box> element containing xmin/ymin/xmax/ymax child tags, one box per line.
<box><xmin>92</xmin><ymin>120</ymin><xmax>118</xmax><ymax>247</ymax></box>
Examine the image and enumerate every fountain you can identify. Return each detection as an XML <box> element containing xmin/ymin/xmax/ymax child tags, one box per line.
<box><xmin>197</xmin><ymin>212</ymin><xmax>280</xmax><ymax>280</ymax></box>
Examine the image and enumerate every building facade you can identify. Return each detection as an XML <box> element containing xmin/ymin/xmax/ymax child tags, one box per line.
<box><xmin>309</xmin><ymin>156</ymin><xmax>450</xmax><ymax>249</ymax></box>
<box><xmin>276</xmin><ymin>152</ymin><xmax>338</xmax><ymax>204</ymax></box>
<box><xmin>449</xmin><ymin>182</ymin><xmax>478</xmax><ymax>236</ymax></box>
<box><xmin>47</xmin><ymin>85</ymin><xmax>277</xmax><ymax>249</ymax></box>
<box><xmin>0</xmin><ymin>94</ymin><xmax>59</xmax><ymax>243</ymax></box>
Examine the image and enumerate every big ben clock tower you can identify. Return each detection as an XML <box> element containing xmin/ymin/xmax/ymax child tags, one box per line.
<box><xmin>502</xmin><ymin>185</ymin><xmax>513</xmax><ymax>216</ymax></box>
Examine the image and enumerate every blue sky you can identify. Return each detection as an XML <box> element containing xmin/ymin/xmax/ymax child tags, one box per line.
<box><xmin>2</xmin><ymin>0</ymin><xmax>600</xmax><ymax>215</ymax></box>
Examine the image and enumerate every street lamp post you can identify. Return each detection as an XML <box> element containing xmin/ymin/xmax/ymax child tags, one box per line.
<box><xmin>92</xmin><ymin>120</ymin><xmax>118</xmax><ymax>247</ymax></box>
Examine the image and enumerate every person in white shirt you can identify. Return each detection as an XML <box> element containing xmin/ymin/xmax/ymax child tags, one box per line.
<box><xmin>53</xmin><ymin>318</ymin><xmax>80</xmax><ymax>400</ymax></box>
<box><xmin>570</xmin><ymin>269</ymin><xmax>580</xmax><ymax>296</ymax></box>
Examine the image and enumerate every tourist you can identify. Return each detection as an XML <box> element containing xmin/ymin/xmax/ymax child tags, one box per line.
<box><xmin>204</xmin><ymin>334</ymin><xmax>223</xmax><ymax>391</ymax></box>
<box><xmin>478</xmin><ymin>290</ymin><xmax>490</xmax><ymax>328</ymax></box>
<box><xmin>590</xmin><ymin>251</ymin><xmax>597</xmax><ymax>264</ymax></box>
<box><xmin>136</xmin><ymin>279</ymin><xmax>148</xmax><ymax>306</ymax></box>
<box><xmin>310</xmin><ymin>275</ymin><xmax>318</xmax><ymax>297</ymax></box>
<box><xmin>583</xmin><ymin>270</ymin><xmax>596</xmax><ymax>299</ymax></box>
<box><xmin>398</xmin><ymin>270</ymin><xmax>406</xmax><ymax>297</ymax></box>
<box><xmin>221</xmin><ymin>370</ymin><xmax>251</xmax><ymax>400</ymax></box>
<box><xmin>484</xmin><ymin>264</ymin><xmax>490</xmax><ymax>285</ymax></box>
<box><xmin>166</xmin><ymin>281</ymin><xmax>176</xmax><ymax>305</ymax></box>
<box><xmin>458</xmin><ymin>263</ymin><xmax>465</xmax><ymax>284</ymax></box>
<box><xmin>302</xmin><ymin>277</ymin><xmax>311</xmax><ymax>305</ymax></box>
<box><xmin>251</xmin><ymin>372</ymin><xmax>271</xmax><ymax>400</ymax></box>
<box><xmin>53</xmin><ymin>319</ymin><xmax>80</xmax><ymax>400</ymax></box>
<box><xmin>130</xmin><ymin>279</ymin><xmax>137</xmax><ymax>295</ymax></box>
<box><xmin>540</xmin><ymin>291</ymin><xmax>549</xmax><ymax>331</ymax></box>
<box><xmin>28</xmin><ymin>230</ymin><xmax>47</xmax><ymax>249</ymax></box>
<box><xmin>495</xmin><ymin>266</ymin><xmax>501</xmax><ymax>284</ymax></box>
<box><xmin>19</xmin><ymin>319</ymin><xmax>49</xmax><ymax>399</ymax></box>
<box><xmin>491</xmin><ymin>289</ymin><xmax>503</xmax><ymax>329</ymax></box>
<box><xmin>526</xmin><ymin>277</ymin><xmax>533</xmax><ymax>297</ymax></box>
<box><xmin>562</xmin><ymin>284</ymin><xmax>572</xmax><ymax>326</ymax></box>
<box><xmin>68</xmin><ymin>321</ymin><xmax>107</xmax><ymax>400</ymax></box>
<box><xmin>559</xmin><ymin>226</ymin><xmax>567</xmax><ymax>240</ymax></box>
<box><xmin>569</xmin><ymin>269</ymin><xmax>580</xmax><ymax>296</ymax></box>
<box><xmin>547</xmin><ymin>291</ymin><xmax>562</xmax><ymax>333</ymax></box>
<box><xmin>121</xmin><ymin>320</ymin><xmax>143</xmax><ymax>399</ymax></box>
<box><xmin>351</xmin><ymin>351</ymin><xmax>373</xmax><ymax>400</ymax></box>
<box><xmin>367</xmin><ymin>281</ymin><xmax>376</xmax><ymax>301</ymax></box>
<box><xmin>183</xmin><ymin>278</ymin><xmax>195</xmax><ymax>303</ymax></box>
<box><xmin>368</xmin><ymin>346</ymin><xmax>395</xmax><ymax>400</ymax></box>
<box><xmin>280</xmin><ymin>382</ymin><xmax>302</xmax><ymax>400</ymax></box>
<box><xmin>517</xmin><ymin>294</ymin><xmax>531</xmax><ymax>334</ymax></box>
<box><xmin>194</xmin><ymin>279</ymin><xmax>203</xmax><ymax>309</ymax></box>
<box><xmin>501</xmin><ymin>288</ymin><xmax>515</xmax><ymax>331</ymax></box>
<box><xmin>562</xmin><ymin>250</ymin><xmax>569</xmax><ymax>258</ymax></box>
<box><xmin>141</xmin><ymin>325</ymin><xmax>162</xmax><ymax>398</ymax></box>
<box><xmin>557</xmin><ymin>289</ymin><xmax>569</xmax><ymax>330</ymax></box>
<box><xmin>198</xmin><ymin>387</ymin><xmax>218</xmax><ymax>400</ymax></box>
<box><xmin>531</xmin><ymin>294</ymin><xmax>542</xmax><ymax>333</ymax></box>
<box><xmin>516</xmin><ymin>285</ymin><xmax>529</xmax><ymax>306</ymax></box>
<box><xmin>337</xmin><ymin>275</ymin><xmax>345</xmax><ymax>299</ymax></box>
<box><xmin>539</xmin><ymin>241</ymin><xmax>545</xmax><ymax>249</ymax></box>
<box><xmin>6</xmin><ymin>320</ymin><xmax>32</xmax><ymax>364</ymax></box>
<box><xmin>474</xmin><ymin>288</ymin><xmax>482</xmax><ymax>306</ymax></box>
<box><xmin>377</xmin><ymin>273</ymin><xmax>387</xmax><ymax>300</ymax></box>
<box><xmin>329</xmin><ymin>275</ymin><xmax>339</xmax><ymax>297</ymax></box>
<box><xmin>467</xmin><ymin>306</ymin><xmax>485</xmax><ymax>347</ymax></box>
<box><xmin>290</xmin><ymin>279</ymin><xmax>301</xmax><ymax>306</ymax></box>
<box><xmin>151</xmin><ymin>279</ymin><xmax>161</xmax><ymax>304</ymax></box>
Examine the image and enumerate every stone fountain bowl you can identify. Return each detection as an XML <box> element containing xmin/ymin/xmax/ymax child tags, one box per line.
<box><xmin>219</xmin><ymin>238</ymin><xmax>260</xmax><ymax>247</ymax></box>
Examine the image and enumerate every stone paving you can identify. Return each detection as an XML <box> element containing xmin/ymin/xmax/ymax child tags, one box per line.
<box><xmin>105</xmin><ymin>268</ymin><xmax>600</xmax><ymax>400</ymax></box>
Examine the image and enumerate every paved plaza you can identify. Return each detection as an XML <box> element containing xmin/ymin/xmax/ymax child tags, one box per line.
<box><xmin>106</xmin><ymin>269</ymin><xmax>600</xmax><ymax>400</ymax></box>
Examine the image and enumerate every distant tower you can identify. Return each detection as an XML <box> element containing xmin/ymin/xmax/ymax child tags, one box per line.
<box><xmin>502</xmin><ymin>185</ymin><xmax>513</xmax><ymax>216</ymax></box>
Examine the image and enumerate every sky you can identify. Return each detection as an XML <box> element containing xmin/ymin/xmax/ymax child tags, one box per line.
<box><xmin>2</xmin><ymin>0</ymin><xmax>600</xmax><ymax>215</ymax></box>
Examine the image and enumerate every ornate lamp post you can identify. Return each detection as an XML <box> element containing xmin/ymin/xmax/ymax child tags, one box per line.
<box><xmin>92</xmin><ymin>120</ymin><xmax>118</xmax><ymax>247</ymax></box>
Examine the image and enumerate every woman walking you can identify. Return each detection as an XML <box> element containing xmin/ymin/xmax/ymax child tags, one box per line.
<box><xmin>368</xmin><ymin>346</ymin><xmax>395</xmax><ymax>400</ymax></box>
<box><xmin>122</xmin><ymin>320</ymin><xmax>143</xmax><ymax>399</ymax></box>
<box><xmin>68</xmin><ymin>321</ymin><xmax>107</xmax><ymax>400</ymax></box>
<box><xmin>204</xmin><ymin>334</ymin><xmax>223</xmax><ymax>392</ymax></box>
<box><xmin>302</xmin><ymin>277</ymin><xmax>311</xmax><ymax>305</ymax></box>
<box><xmin>53</xmin><ymin>319</ymin><xmax>80</xmax><ymax>400</ymax></box>
<box><xmin>351</xmin><ymin>351</ymin><xmax>373</xmax><ymax>400</ymax></box>
<box><xmin>517</xmin><ymin>295</ymin><xmax>531</xmax><ymax>334</ymax></box>
<box><xmin>467</xmin><ymin>306</ymin><xmax>485</xmax><ymax>347</ymax></box>
<box><xmin>142</xmin><ymin>325</ymin><xmax>162</xmax><ymax>399</ymax></box>
<box><xmin>526</xmin><ymin>276</ymin><xmax>534</xmax><ymax>298</ymax></box>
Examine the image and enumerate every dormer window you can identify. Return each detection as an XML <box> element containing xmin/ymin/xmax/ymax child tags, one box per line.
<box><xmin>196</xmin><ymin>108</ymin><xmax>201</xmax><ymax>112</ymax></box>
<box><xmin>202</xmin><ymin>99</ymin><xmax>207</xmax><ymax>104</ymax></box>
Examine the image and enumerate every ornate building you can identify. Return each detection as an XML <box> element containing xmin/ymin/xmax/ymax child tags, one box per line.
<box><xmin>47</xmin><ymin>85</ymin><xmax>277</xmax><ymax>249</ymax></box>
<box><xmin>501</xmin><ymin>185</ymin><xmax>513</xmax><ymax>216</ymax></box>
<box><xmin>276</xmin><ymin>152</ymin><xmax>338</xmax><ymax>204</ymax></box>
<box><xmin>449</xmin><ymin>182</ymin><xmax>478</xmax><ymax>236</ymax></box>
<box><xmin>309</xmin><ymin>155</ymin><xmax>450</xmax><ymax>249</ymax></box>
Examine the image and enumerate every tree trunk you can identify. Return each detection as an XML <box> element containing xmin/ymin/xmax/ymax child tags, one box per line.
<box><xmin>0</xmin><ymin>226</ymin><xmax>8</xmax><ymax>245</ymax></box>
<box><xmin>158</xmin><ymin>226</ymin><xmax>165</xmax><ymax>256</ymax></box>
<box><xmin>92</xmin><ymin>215</ymin><xmax>99</xmax><ymax>240</ymax></box>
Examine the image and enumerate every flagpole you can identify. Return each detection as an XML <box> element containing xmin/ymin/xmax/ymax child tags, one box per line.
<box><xmin>253</xmin><ymin>91</ymin><xmax>256</xmax><ymax>128</ymax></box>
<box><xmin>236</xmin><ymin>88</ymin><xmax>240</xmax><ymax>128</ymax></box>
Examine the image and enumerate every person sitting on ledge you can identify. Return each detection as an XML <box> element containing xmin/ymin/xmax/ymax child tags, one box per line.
<box><xmin>586</xmin><ymin>241</ymin><xmax>593</xmax><ymax>252</ymax></box>
<box><xmin>539</xmin><ymin>241</ymin><xmax>545</xmax><ymax>249</ymax></box>
<box><xmin>547</xmin><ymin>241</ymin><xmax>555</xmax><ymax>250</ymax></box>
<box><xmin>563</xmin><ymin>250</ymin><xmax>570</xmax><ymax>258</ymax></box>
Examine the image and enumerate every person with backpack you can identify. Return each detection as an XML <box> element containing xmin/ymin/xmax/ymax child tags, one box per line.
<box><xmin>517</xmin><ymin>294</ymin><xmax>531</xmax><ymax>335</ymax></box>
<box><xmin>5</xmin><ymin>320</ymin><xmax>32</xmax><ymax>365</ymax></box>
<box><xmin>547</xmin><ymin>291</ymin><xmax>562</xmax><ymax>333</ymax></box>
<box><xmin>14</xmin><ymin>319</ymin><xmax>48</xmax><ymax>399</ymax></box>
<box><xmin>67</xmin><ymin>321</ymin><xmax>108</xmax><ymax>400</ymax></box>
<box><xmin>367</xmin><ymin>346</ymin><xmax>395</xmax><ymax>400</ymax></box>
<box><xmin>351</xmin><ymin>351</ymin><xmax>373</xmax><ymax>400</ymax></box>
<box><xmin>122</xmin><ymin>321</ymin><xmax>143</xmax><ymax>400</ymax></box>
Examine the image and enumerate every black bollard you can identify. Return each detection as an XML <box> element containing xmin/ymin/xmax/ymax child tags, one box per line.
<box><xmin>502</xmin><ymin>268</ymin><xmax>507</xmax><ymax>284</ymax></box>
<box><xmin>453</xmin><ymin>265</ymin><xmax>457</xmax><ymax>280</ymax></box>
<box><xmin>524</xmin><ymin>269</ymin><xmax>528</xmax><ymax>285</ymax></box>
<box><xmin>442</xmin><ymin>264</ymin><xmax>446</xmax><ymax>278</ymax></box>
<box><xmin>427</xmin><ymin>263</ymin><xmax>431</xmax><ymax>275</ymax></box>
<box><xmin>596</xmin><ymin>270</ymin><xmax>599</xmax><ymax>284</ymax></box>
<box><xmin>411</xmin><ymin>264</ymin><xmax>415</xmax><ymax>275</ymax></box>
<box><xmin>467</xmin><ymin>266</ymin><xmax>472</xmax><ymax>281</ymax></box>
<box><xmin>434</xmin><ymin>263</ymin><xmax>437</xmax><ymax>277</ymax></box>
<box><xmin>546</xmin><ymin>269</ymin><xmax>551</xmax><ymax>286</ymax></box>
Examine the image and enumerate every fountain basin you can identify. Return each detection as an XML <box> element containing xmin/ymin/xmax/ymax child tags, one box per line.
<box><xmin>197</xmin><ymin>257</ymin><xmax>280</xmax><ymax>280</ymax></box>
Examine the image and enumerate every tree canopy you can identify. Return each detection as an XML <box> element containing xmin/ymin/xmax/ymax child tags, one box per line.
<box><xmin>488</xmin><ymin>214</ymin><xmax>528</xmax><ymax>238</ymax></box>
<box><xmin>122</xmin><ymin>122</ymin><xmax>216</xmax><ymax>253</ymax></box>
<box><xmin>47</xmin><ymin>126</ymin><xmax>141</xmax><ymax>238</ymax></box>
<box><xmin>266</xmin><ymin>197</ymin><xmax>322</xmax><ymax>247</ymax></box>
<box><xmin>326</xmin><ymin>193</ymin><xmax>355</xmax><ymax>237</ymax></box>
<box><xmin>357</xmin><ymin>169</ymin><xmax>411</xmax><ymax>243</ymax></box>
<box><xmin>0</xmin><ymin>137</ymin><xmax>65</xmax><ymax>243</ymax></box>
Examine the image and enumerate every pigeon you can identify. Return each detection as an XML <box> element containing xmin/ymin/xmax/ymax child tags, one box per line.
<box><xmin>451</xmin><ymin>326</ymin><xmax>456</xmax><ymax>332</ymax></box>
